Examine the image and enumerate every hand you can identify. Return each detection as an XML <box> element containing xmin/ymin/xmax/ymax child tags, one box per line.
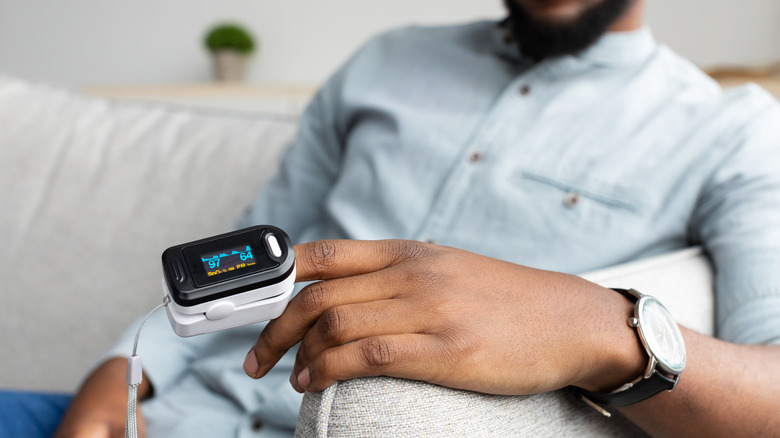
<box><xmin>244</xmin><ymin>240</ymin><xmax>645</xmax><ymax>395</ymax></box>
<box><xmin>55</xmin><ymin>358</ymin><xmax>149</xmax><ymax>438</ymax></box>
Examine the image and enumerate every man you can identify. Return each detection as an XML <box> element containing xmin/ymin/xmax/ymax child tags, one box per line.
<box><xmin>56</xmin><ymin>0</ymin><xmax>780</xmax><ymax>436</ymax></box>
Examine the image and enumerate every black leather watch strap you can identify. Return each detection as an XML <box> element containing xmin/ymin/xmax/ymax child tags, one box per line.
<box><xmin>577</xmin><ymin>368</ymin><xmax>677</xmax><ymax>407</ymax></box>
<box><xmin>611</xmin><ymin>287</ymin><xmax>638</xmax><ymax>302</ymax></box>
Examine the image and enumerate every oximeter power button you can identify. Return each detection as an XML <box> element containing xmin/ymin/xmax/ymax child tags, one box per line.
<box><xmin>267</xmin><ymin>234</ymin><xmax>283</xmax><ymax>257</ymax></box>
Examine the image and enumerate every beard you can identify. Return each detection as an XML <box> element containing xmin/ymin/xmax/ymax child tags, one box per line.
<box><xmin>502</xmin><ymin>0</ymin><xmax>631</xmax><ymax>61</ymax></box>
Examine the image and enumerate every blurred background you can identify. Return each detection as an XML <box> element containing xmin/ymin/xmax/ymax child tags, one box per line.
<box><xmin>0</xmin><ymin>0</ymin><xmax>778</xmax><ymax>113</ymax></box>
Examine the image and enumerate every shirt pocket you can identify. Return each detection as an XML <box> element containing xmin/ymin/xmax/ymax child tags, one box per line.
<box><xmin>513</xmin><ymin>168</ymin><xmax>653</xmax><ymax>236</ymax></box>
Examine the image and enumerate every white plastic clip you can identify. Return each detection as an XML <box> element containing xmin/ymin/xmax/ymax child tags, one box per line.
<box><xmin>126</xmin><ymin>355</ymin><xmax>143</xmax><ymax>386</ymax></box>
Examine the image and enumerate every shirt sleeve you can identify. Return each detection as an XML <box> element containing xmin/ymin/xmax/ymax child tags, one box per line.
<box><xmin>691</xmin><ymin>92</ymin><xmax>780</xmax><ymax>346</ymax></box>
<box><xmin>233</xmin><ymin>65</ymin><xmax>347</xmax><ymax>242</ymax></box>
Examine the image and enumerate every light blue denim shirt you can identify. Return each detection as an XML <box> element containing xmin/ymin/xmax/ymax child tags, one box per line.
<box><xmin>109</xmin><ymin>21</ymin><xmax>780</xmax><ymax>437</ymax></box>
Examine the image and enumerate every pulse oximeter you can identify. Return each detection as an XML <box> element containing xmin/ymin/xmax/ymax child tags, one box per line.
<box><xmin>161</xmin><ymin>225</ymin><xmax>295</xmax><ymax>337</ymax></box>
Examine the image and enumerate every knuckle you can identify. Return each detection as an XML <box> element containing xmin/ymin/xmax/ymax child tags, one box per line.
<box><xmin>402</xmin><ymin>268</ymin><xmax>447</xmax><ymax>290</ymax></box>
<box><xmin>309</xmin><ymin>351</ymin><xmax>339</xmax><ymax>387</ymax></box>
<box><xmin>297</xmin><ymin>342</ymin><xmax>312</xmax><ymax>365</ymax></box>
<box><xmin>387</xmin><ymin>240</ymin><xmax>438</xmax><ymax>263</ymax></box>
<box><xmin>307</xmin><ymin>240</ymin><xmax>339</xmax><ymax>273</ymax></box>
<box><xmin>360</xmin><ymin>337</ymin><xmax>395</xmax><ymax>369</ymax></box>
<box><xmin>259</xmin><ymin>329</ymin><xmax>277</xmax><ymax>354</ymax></box>
<box><xmin>298</xmin><ymin>281</ymin><xmax>330</xmax><ymax>315</ymax></box>
<box><xmin>438</xmin><ymin>329</ymin><xmax>478</xmax><ymax>361</ymax></box>
<box><xmin>318</xmin><ymin>307</ymin><xmax>348</xmax><ymax>342</ymax></box>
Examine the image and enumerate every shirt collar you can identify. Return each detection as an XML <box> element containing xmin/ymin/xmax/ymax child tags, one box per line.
<box><xmin>575</xmin><ymin>27</ymin><xmax>657</xmax><ymax>67</ymax></box>
<box><xmin>493</xmin><ymin>21</ymin><xmax>658</xmax><ymax>69</ymax></box>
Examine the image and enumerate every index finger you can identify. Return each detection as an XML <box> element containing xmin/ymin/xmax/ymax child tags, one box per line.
<box><xmin>243</xmin><ymin>239</ymin><xmax>437</xmax><ymax>379</ymax></box>
<box><xmin>293</xmin><ymin>239</ymin><xmax>435</xmax><ymax>282</ymax></box>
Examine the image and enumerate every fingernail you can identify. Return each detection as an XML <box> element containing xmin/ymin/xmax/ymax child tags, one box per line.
<box><xmin>244</xmin><ymin>348</ymin><xmax>259</xmax><ymax>376</ymax></box>
<box><xmin>297</xmin><ymin>368</ymin><xmax>311</xmax><ymax>388</ymax></box>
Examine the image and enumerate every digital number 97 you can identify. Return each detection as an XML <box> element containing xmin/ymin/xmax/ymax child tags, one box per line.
<box><xmin>208</xmin><ymin>259</ymin><xmax>220</xmax><ymax>269</ymax></box>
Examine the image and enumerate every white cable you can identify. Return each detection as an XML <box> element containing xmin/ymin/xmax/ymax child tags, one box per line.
<box><xmin>125</xmin><ymin>297</ymin><xmax>170</xmax><ymax>438</ymax></box>
<box><xmin>133</xmin><ymin>297</ymin><xmax>170</xmax><ymax>356</ymax></box>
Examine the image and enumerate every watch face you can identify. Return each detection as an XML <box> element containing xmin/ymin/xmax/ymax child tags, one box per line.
<box><xmin>637</xmin><ymin>296</ymin><xmax>686</xmax><ymax>374</ymax></box>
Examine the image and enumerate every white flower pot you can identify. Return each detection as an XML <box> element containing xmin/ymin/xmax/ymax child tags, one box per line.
<box><xmin>212</xmin><ymin>50</ymin><xmax>249</xmax><ymax>82</ymax></box>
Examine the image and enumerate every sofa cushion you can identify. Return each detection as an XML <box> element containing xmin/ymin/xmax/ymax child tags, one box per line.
<box><xmin>295</xmin><ymin>247</ymin><xmax>713</xmax><ymax>437</ymax></box>
<box><xmin>0</xmin><ymin>75</ymin><xmax>298</xmax><ymax>391</ymax></box>
<box><xmin>298</xmin><ymin>377</ymin><xmax>647</xmax><ymax>438</ymax></box>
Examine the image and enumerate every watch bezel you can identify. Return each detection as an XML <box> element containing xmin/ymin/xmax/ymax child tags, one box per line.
<box><xmin>634</xmin><ymin>295</ymin><xmax>687</xmax><ymax>376</ymax></box>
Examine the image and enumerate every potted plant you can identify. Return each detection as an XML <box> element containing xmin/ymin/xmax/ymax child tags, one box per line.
<box><xmin>204</xmin><ymin>23</ymin><xmax>257</xmax><ymax>82</ymax></box>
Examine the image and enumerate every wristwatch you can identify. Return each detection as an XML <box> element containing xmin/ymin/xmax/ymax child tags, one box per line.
<box><xmin>574</xmin><ymin>288</ymin><xmax>686</xmax><ymax>417</ymax></box>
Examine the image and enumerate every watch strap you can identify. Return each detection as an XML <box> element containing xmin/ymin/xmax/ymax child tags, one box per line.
<box><xmin>611</xmin><ymin>287</ymin><xmax>638</xmax><ymax>302</ymax></box>
<box><xmin>576</xmin><ymin>368</ymin><xmax>678</xmax><ymax>408</ymax></box>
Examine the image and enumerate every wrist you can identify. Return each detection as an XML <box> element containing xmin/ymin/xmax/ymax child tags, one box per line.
<box><xmin>574</xmin><ymin>285</ymin><xmax>647</xmax><ymax>393</ymax></box>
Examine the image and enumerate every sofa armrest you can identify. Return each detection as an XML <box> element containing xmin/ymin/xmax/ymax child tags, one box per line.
<box><xmin>295</xmin><ymin>248</ymin><xmax>713</xmax><ymax>436</ymax></box>
<box><xmin>296</xmin><ymin>378</ymin><xmax>645</xmax><ymax>437</ymax></box>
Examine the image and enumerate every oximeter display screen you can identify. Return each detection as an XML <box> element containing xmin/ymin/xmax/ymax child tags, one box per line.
<box><xmin>175</xmin><ymin>228</ymin><xmax>283</xmax><ymax>289</ymax></box>
<box><xmin>163</xmin><ymin>225</ymin><xmax>293</xmax><ymax>309</ymax></box>
<box><xmin>201</xmin><ymin>245</ymin><xmax>256</xmax><ymax>278</ymax></box>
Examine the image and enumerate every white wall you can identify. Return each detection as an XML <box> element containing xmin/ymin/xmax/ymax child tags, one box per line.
<box><xmin>0</xmin><ymin>0</ymin><xmax>505</xmax><ymax>87</ymax></box>
<box><xmin>647</xmin><ymin>0</ymin><xmax>780</xmax><ymax>69</ymax></box>
<box><xmin>0</xmin><ymin>0</ymin><xmax>778</xmax><ymax>88</ymax></box>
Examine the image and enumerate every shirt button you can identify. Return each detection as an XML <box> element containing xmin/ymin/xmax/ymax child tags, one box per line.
<box><xmin>469</xmin><ymin>152</ymin><xmax>483</xmax><ymax>163</ymax></box>
<box><xmin>251</xmin><ymin>418</ymin><xmax>264</xmax><ymax>433</ymax></box>
<box><xmin>519</xmin><ymin>84</ymin><xmax>531</xmax><ymax>96</ymax></box>
<box><xmin>563</xmin><ymin>192</ymin><xmax>580</xmax><ymax>208</ymax></box>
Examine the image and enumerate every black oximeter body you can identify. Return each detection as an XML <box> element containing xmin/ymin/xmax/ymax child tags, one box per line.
<box><xmin>161</xmin><ymin>225</ymin><xmax>295</xmax><ymax>337</ymax></box>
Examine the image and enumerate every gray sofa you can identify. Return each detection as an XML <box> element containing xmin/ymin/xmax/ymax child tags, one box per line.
<box><xmin>0</xmin><ymin>75</ymin><xmax>713</xmax><ymax>436</ymax></box>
